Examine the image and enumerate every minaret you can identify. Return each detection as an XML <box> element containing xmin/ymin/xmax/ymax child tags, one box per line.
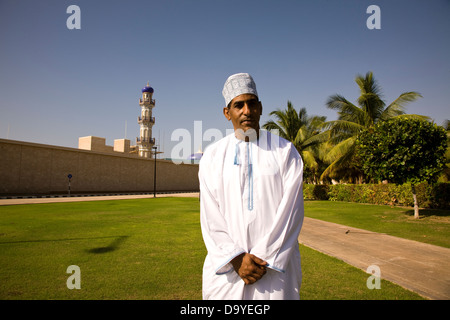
<box><xmin>136</xmin><ymin>82</ymin><xmax>155</xmax><ymax>158</ymax></box>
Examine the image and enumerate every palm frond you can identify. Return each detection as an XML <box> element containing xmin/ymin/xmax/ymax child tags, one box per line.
<box><xmin>309</xmin><ymin>115</ymin><xmax>327</xmax><ymax>128</ymax></box>
<box><xmin>358</xmin><ymin>92</ymin><xmax>385</xmax><ymax>123</ymax></box>
<box><xmin>320</xmin><ymin>140</ymin><xmax>356</xmax><ymax>180</ymax></box>
<box><xmin>380</xmin><ymin>92</ymin><xmax>423</xmax><ymax>121</ymax></box>
<box><xmin>302</xmin><ymin>130</ymin><xmax>330</xmax><ymax>148</ymax></box>
<box><xmin>301</xmin><ymin>150</ymin><xmax>319</xmax><ymax>171</ymax></box>
<box><xmin>294</xmin><ymin>127</ymin><xmax>308</xmax><ymax>148</ymax></box>
<box><xmin>326</xmin><ymin>94</ymin><xmax>367</xmax><ymax>124</ymax></box>
<box><xmin>262</xmin><ymin>120</ymin><xmax>287</xmax><ymax>140</ymax></box>
<box><xmin>324</xmin><ymin>137</ymin><xmax>355</xmax><ymax>163</ymax></box>
<box><xmin>266</xmin><ymin>101</ymin><xmax>305</xmax><ymax>142</ymax></box>
<box><xmin>355</xmin><ymin>71</ymin><xmax>383</xmax><ymax>97</ymax></box>
<box><xmin>325</xmin><ymin>120</ymin><xmax>364</xmax><ymax>137</ymax></box>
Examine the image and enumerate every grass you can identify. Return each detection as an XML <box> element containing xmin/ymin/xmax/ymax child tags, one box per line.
<box><xmin>304</xmin><ymin>201</ymin><xmax>450</xmax><ymax>248</ymax></box>
<box><xmin>0</xmin><ymin>198</ymin><xmax>430</xmax><ymax>299</ymax></box>
<box><xmin>0</xmin><ymin>198</ymin><xmax>205</xmax><ymax>299</ymax></box>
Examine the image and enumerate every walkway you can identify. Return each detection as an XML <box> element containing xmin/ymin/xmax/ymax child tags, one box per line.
<box><xmin>0</xmin><ymin>192</ymin><xmax>200</xmax><ymax>206</ymax></box>
<box><xmin>299</xmin><ymin>217</ymin><xmax>450</xmax><ymax>300</ymax></box>
<box><xmin>1</xmin><ymin>193</ymin><xmax>448</xmax><ymax>300</ymax></box>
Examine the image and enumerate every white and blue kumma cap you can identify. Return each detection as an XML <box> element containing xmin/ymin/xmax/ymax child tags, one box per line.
<box><xmin>222</xmin><ymin>73</ymin><xmax>258</xmax><ymax>107</ymax></box>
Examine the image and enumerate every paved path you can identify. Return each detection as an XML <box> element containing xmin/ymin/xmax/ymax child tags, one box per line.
<box><xmin>299</xmin><ymin>217</ymin><xmax>450</xmax><ymax>300</ymax></box>
<box><xmin>1</xmin><ymin>194</ymin><xmax>449</xmax><ymax>300</ymax></box>
<box><xmin>0</xmin><ymin>192</ymin><xmax>200</xmax><ymax>206</ymax></box>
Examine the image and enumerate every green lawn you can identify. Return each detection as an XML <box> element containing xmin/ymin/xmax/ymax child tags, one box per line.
<box><xmin>304</xmin><ymin>201</ymin><xmax>450</xmax><ymax>248</ymax></box>
<box><xmin>0</xmin><ymin>198</ymin><xmax>427</xmax><ymax>299</ymax></box>
<box><xmin>0</xmin><ymin>198</ymin><xmax>204</xmax><ymax>299</ymax></box>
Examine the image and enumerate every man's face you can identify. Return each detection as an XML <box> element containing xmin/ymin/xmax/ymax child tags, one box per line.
<box><xmin>223</xmin><ymin>94</ymin><xmax>262</xmax><ymax>133</ymax></box>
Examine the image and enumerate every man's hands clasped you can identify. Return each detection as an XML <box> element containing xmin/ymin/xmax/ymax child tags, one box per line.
<box><xmin>231</xmin><ymin>253</ymin><xmax>267</xmax><ymax>285</ymax></box>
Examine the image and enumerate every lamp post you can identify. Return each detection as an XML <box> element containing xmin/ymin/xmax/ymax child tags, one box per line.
<box><xmin>67</xmin><ymin>174</ymin><xmax>72</xmax><ymax>196</ymax></box>
<box><xmin>153</xmin><ymin>146</ymin><xmax>157</xmax><ymax>198</ymax></box>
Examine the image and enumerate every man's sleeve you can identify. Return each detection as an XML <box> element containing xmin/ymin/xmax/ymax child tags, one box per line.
<box><xmin>250</xmin><ymin>144</ymin><xmax>304</xmax><ymax>273</ymax></box>
<box><xmin>199</xmin><ymin>156</ymin><xmax>245</xmax><ymax>275</ymax></box>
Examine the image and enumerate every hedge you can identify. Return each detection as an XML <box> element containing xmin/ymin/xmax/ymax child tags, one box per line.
<box><xmin>303</xmin><ymin>182</ymin><xmax>450</xmax><ymax>210</ymax></box>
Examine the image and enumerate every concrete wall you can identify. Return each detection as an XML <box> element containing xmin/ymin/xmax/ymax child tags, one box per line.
<box><xmin>0</xmin><ymin>139</ymin><xmax>199</xmax><ymax>195</ymax></box>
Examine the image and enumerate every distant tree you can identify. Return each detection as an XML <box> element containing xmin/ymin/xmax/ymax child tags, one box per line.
<box><xmin>262</xmin><ymin>101</ymin><xmax>327</xmax><ymax>183</ymax></box>
<box><xmin>439</xmin><ymin>119</ymin><xmax>450</xmax><ymax>182</ymax></box>
<box><xmin>356</xmin><ymin>118</ymin><xmax>447</xmax><ymax>219</ymax></box>
<box><xmin>321</xmin><ymin>71</ymin><xmax>426</xmax><ymax>182</ymax></box>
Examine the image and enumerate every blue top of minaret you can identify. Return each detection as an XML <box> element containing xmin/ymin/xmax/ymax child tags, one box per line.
<box><xmin>142</xmin><ymin>82</ymin><xmax>154</xmax><ymax>93</ymax></box>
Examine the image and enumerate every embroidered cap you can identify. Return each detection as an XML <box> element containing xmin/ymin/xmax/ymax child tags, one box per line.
<box><xmin>222</xmin><ymin>73</ymin><xmax>258</xmax><ymax>107</ymax></box>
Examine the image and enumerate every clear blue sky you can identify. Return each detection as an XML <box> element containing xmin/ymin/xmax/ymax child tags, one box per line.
<box><xmin>1</xmin><ymin>0</ymin><xmax>449</xmax><ymax>158</ymax></box>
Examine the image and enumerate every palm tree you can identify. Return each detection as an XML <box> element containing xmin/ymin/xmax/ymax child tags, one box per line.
<box><xmin>262</xmin><ymin>101</ymin><xmax>327</xmax><ymax>183</ymax></box>
<box><xmin>321</xmin><ymin>71</ymin><xmax>425</xmax><ymax>182</ymax></box>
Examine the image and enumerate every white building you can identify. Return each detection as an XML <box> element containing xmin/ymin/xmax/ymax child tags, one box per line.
<box><xmin>136</xmin><ymin>82</ymin><xmax>156</xmax><ymax>158</ymax></box>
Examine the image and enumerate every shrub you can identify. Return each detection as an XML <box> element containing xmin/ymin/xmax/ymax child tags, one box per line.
<box><xmin>304</xmin><ymin>182</ymin><xmax>450</xmax><ymax>209</ymax></box>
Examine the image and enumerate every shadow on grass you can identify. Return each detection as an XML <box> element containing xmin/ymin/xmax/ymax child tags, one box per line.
<box><xmin>0</xmin><ymin>235</ymin><xmax>130</xmax><ymax>254</ymax></box>
<box><xmin>85</xmin><ymin>236</ymin><xmax>129</xmax><ymax>254</ymax></box>
<box><xmin>404</xmin><ymin>208</ymin><xmax>450</xmax><ymax>218</ymax></box>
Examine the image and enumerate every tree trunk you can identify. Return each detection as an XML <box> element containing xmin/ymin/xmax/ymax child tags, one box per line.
<box><xmin>411</xmin><ymin>184</ymin><xmax>420</xmax><ymax>219</ymax></box>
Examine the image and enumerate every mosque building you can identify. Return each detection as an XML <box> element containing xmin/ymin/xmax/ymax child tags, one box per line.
<box><xmin>78</xmin><ymin>83</ymin><xmax>157</xmax><ymax>158</ymax></box>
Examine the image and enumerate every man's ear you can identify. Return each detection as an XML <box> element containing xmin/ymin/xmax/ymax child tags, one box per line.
<box><xmin>259</xmin><ymin>102</ymin><xmax>263</xmax><ymax>115</ymax></box>
<box><xmin>223</xmin><ymin>107</ymin><xmax>231</xmax><ymax>120</ymax></box>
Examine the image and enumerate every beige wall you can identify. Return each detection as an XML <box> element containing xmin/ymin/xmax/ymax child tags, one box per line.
<box><xmin>0</xmin><ymin>139</ymin><xmax>199</xmax><ymax>195</ymax></box>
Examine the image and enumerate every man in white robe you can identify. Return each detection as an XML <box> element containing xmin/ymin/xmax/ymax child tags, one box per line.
<box><xmin>199</xmin><ymin>73</ymin><xmax>304</xmax><ymax>300</ymax></box>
